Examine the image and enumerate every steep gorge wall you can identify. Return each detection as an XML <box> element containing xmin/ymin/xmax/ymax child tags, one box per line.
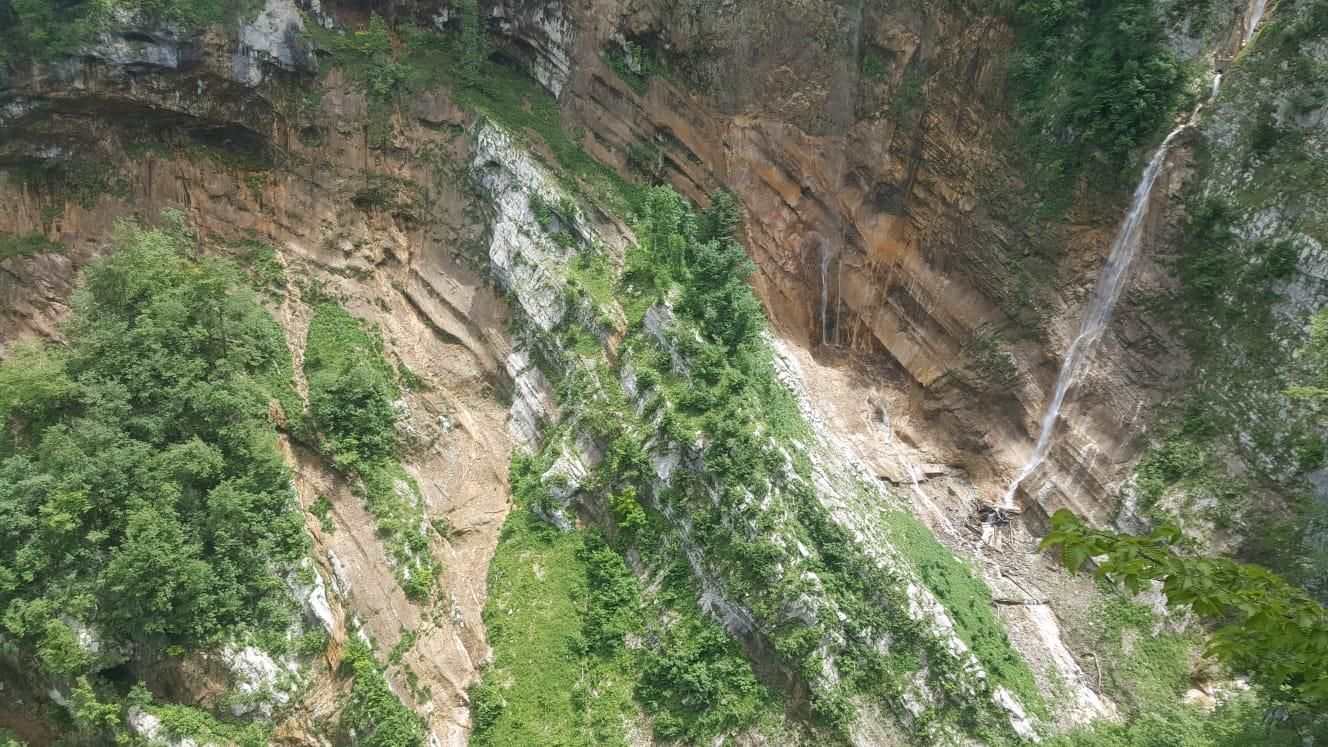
<box><xmin>0</xmin><ymin>3</ymin><xmax>1109</xmax><ymax>740</ymax></box>
<box><xmin>467</xmin><ymin>0</ymin><xmax>1281</xmax><ymax>531</ymax></box>
<box><xmin>2</xmin><ymin>0</ymin><xmax>1325</xmax><ymax>741</ymax></box>
<box><xmin>0</xmin><ymin>0</ymin><xmax>1277</xmax><ymax>588</ymax></box>
<box><xmin>0</xmin><ymin>19</ymin><xmax>1065</xmax><ymax>739</ymax></box>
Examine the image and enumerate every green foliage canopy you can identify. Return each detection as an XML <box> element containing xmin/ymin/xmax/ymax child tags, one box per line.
<box><xmin>1289</xmin><ymin>308</ymin><xmax>1328</xmax><ymax>425</ymax></box>
<box><xmin>339</xmin><ymin>640</ymin><xmax>428</xmax><ymax>747</ymax></box>
<box><xmin>303</xmin><ymin>304</ymin><xmax>399</xmax><ymax>471</ymax></box>
<box><xmin>1040</xmin><ymin>509</ymin><xmax>1328</xmax><ymax>709</ymax></box>
<box><xmin>1011</xmin><ymin>0</ymin><xmax>1184</xmax><ymax>182</ymax></box>
<box><xmin>0</xmin><ymin>219</ymin><xmax>306</xmax><ymax>677</ymax></box>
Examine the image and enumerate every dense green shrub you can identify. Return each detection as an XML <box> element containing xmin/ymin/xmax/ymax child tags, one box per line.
<box><xmin>0</xmin><ymin>219</ymin><xmax>306</xmax><ymax>674</ymax></box>
<box><xmin>635</xmin><ymin>613</ymin><xmax>767</xmax><ymax>742</ymax></box>
<box><xmin>1043</xmin><ymin>511</ymin><xmax>1328</xmax><ymax>723</ymax></box>
<box><xmin>1010</xmin><ymin>0</ymin><xmax>1185</xmax><ymax>183</ymax></box>
<box><xmin>579</xmin><ymin>538</ymin><xmax>643</xmax><ymax>652</ymax></box>
<box><xmin>304</xmin><ymin>304</ymin><xmax>399</xmax><ymax>470</ymax></box>
<box><xmin>339</xmin><ymin>640</ymin><xmax>428</xmax><ymax>747</ymax></box>
<box><xmin>0</xmin><ymin>231</ymin><xmax>62</xmax><ymax>261</ymax></box>
<box><xmin>631</xmin><ymin>187</ymin><xmax>765</xmax><ymax>353</ymax></box>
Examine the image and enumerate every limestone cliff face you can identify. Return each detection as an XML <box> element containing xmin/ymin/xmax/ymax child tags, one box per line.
<box><xmin>470</xmin><ymin>0</ymin><xmax>1268</xmax><ymax>528</ymax></box>
<box><xmin>1111</xmin><ymin>3</ymin><xmax>1328</xmax><ymax>572</ymax></box>
<box><xmin>2</xmin><ymin>0</ymin><xmax>1325</xmax><ymax>741</ymax></box>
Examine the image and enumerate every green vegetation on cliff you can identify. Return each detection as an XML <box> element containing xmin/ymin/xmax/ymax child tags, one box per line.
<box><xmin>1123</xmin><ymin>0</ymin><xmax>1328</xmax><ymax>593</ymax></box>
<box><xmin>305</xmin><ymin>304</ymin><xmax>400</xmax><ymax>470</ymax></box>
<box><xmin>0</xmin><ymin>231</ymin><xmax>62</xmax><ymax>261</ymax></box>
<box><xmin>306</xmin><ymin>13</ymin><xmax>643</xmax><ymax>211</ymax></box>
<box><xmin>471</xmin><ymin>476</ymin><xmax>647</xmax><ymax>747</ymax></box>
<box><xmin>0</xmin><ymin>0</ymin><xmax>257</xmax><ymax>66</ymax></box>
<box><xmin>303</xmin><ymin>303</ymin><xmax>440</xmax><ymax>600</ymax></box>
<box><xmin>475</xmin><ymin>191</ymin><xmax>781</xmax><ymax>745</ymax></box>
<box><xmin>476</xmin><ymin>146</ymin><xmax>1041</xmax><ymax>740</ymax></box>
<box><xmin>1010</xmin><ymin>0</ymin><xmax>1188</xmax><ymax>184</ymax></box>
<box><xmin>0</xmin><ymin>216</ymin><xmax>306</xmax><ymax>675</ymax></box>
<box><xmin>337</xmin><ymin>640</ymin><xmax>429</xmax><ymax>747</ymax></box>
<box><xmin>1043</xmin><ymin>510</ymin><xmax>1328</xmax><ymax>738</ymax></box>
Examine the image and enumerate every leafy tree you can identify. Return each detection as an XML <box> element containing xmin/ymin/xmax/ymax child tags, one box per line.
<box><xmin>1011</xmin><ymin>0</ymin><xmax>1184</xmax><ymax>182</ymax></box>
<box><xmin>339</xmin><ymin>641</ymin><xmax>428</xmax><ymax>747</ymax></box>
<box><xmin>1288</xmin><ymin>308</ymin><xmax>1328</xmax><ymax>425</ymax></box>
<box><xmin>0</xmin><ymin>341</ymin><xmax>72</xmax><ymax>442</ymax></box>
<box><xmin>697</xmin><ymin>189</ymin><xmax>741</xmax><ymax>243</ymax></box>
<box><xmin>0</xmin><ymin>218</ymin><xmax>306</xmax><ymax>680</ymax></box>
<box><xmin>303</xmin><ymin>304</ymin><xmax>399</xmax><ymax>470</ymax></box>
<box><xmin>69</xmin><ymin>676</ymin><xmax>128</xmax><ymax>742</ymax></box>
<box><xmin>458</xmin><ymin>0</ymin><xmax>485</xmax><ymax>88</ymax></box>
<box><xmin>1040</xmin><ymin>509</ymin><xmax>1328</xmax><ymax>712</ymax></box>
<box><xmin>37</xmin><ymin>619</ymin><xmax>98</xmax><ymax>675</ymax></box>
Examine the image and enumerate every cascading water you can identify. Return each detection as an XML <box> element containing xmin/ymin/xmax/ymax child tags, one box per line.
<box><xmin>1246</xmin><ymin>0</ymin><xmax>1272</xmax><ymax>41</ymax></box>
<box><xmin>997</xmin><ymin>0</ymin><xmax>1277</xmax><ymax>509</ymax></box>
<box><xmin>999</xmin><ymin>82</ymin><xmax>1229</xmax><ymax>509</ymax></box>
<box><xmin>998</xmin><ymin>129</ymin><xmax>1182</xmax><ymax>506</ymax></box>
<box><xmin>819</xmin><ymin>242</ymin><xmax>835</xmax><ymax>345</ymax></box>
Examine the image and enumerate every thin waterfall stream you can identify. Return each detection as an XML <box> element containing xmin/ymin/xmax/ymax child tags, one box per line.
<box><xmin>998</xmin><ymin>2</ymin><xmax>1269</xmax><ymax>505</ymax></box>
<box><xmin>820</xmin><ymin>242</ymin><xmax>834</xmax><ymax>346</ymax></box>
<box><xmin>998</xmin><ymin>123</ymin><xmax>1189</xmax><ymax>507</ymax></box>
<box><xmin>998</xmin><ymin>0</ymin><xmax>1272</xmax><ymax>508</ymax></box>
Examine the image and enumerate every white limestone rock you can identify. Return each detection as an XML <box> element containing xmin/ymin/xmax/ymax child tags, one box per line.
<box><xmin>222</xmin><ymin>645</ymin><xmax>298</xmax><ymax>719</ymax></box>
<box><xmin>232</xmin><ymin>0</ymin><xmax>308</xmax><ymax>86</ymax></box>
<box><xmin>127</xmin><ymin>706</ymin><xmax>206</xmax><ymax>747</ymax></box>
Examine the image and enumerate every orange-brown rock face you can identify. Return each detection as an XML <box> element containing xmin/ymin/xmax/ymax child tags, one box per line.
<box><xmin>0</xmin><ymin>0</ymin><xmax>1217</xmax><ymax>533</ymax></box>
<box><xmin>483</xmin><ymin>0</ymin><xmax>1211</xmax><ymax>526</ymax></box>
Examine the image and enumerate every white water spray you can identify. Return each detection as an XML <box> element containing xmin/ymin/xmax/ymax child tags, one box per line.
<box><xmin>1000</xmin><ymin>108</ymin><xmax>1215</xmax><ymax>507</ymax></box>
<box><xmin>998</xmin><ymin>2</ymin><xmax>1273</xmax><ymax>509</ymax></box>
<box><xmin>1246</xmin><ymin>0</ymin><xmax>1272</xmax><ymax>42</ymax></box>
<box><xmin>819</xmin><ymin>242</ymin><xmax>834</xmax><ymax>346</ymax></box>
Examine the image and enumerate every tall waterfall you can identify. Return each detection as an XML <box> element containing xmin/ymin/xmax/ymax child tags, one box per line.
<box><xmin>998</xmin><ymin>0</ymin><xmax>1275</xmax><ymax>508</ymax></box>
<box><xmin>1000</xmin><ymin>109</ymin><xmax>1210</xmax><ymax>507</ymax></box>
<box><xmin>820</xmin><ymin>242</ymin><xmax>835</xmax><ymax>345</ymax></box>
